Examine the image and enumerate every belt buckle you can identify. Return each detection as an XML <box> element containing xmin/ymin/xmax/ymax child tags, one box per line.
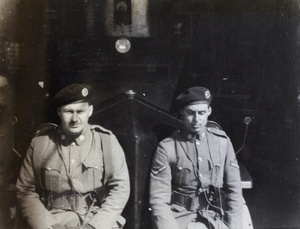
<box><xmin>198</xmin><ymin>187</ymin><xmax>207</xmax><ymax>194</ymax></box>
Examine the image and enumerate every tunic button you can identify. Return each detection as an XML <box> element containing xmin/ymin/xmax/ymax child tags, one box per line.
<box><xmin>178</xmin><ymin>167</ymin><xmax>183</xmax><ymax>170</ymax></box>
<box><xmin>71</xmin><ymin>142</ymin><xmax>75</xmax><ymax>147</ymax></box>
<box><xmin>198</xmin><ymin>157</ymin><xmax>203</xmax><ymax>162</ymax></box>
<box><xmin>79</xmin><ymin>135</ymin><xmax>85</xmax><ymax>141</ymax></box>
<box><xmin>199</xmin><ymin>174</ymin><xmax>203</xmax><ymax>178</ymax></box>
<box><xmin>196</xmin><ymin>141</ymin><xmax>201</xmax><ymax>145</ymax></box>
<box><xmin>61</xmin><ymin>135</ymin><xmax>66</xmax><ymax>140</ymax></box>
<box><xmin>71</xmin><ymin>159</ymin><xmax>75</xmax><ymax>164</ymax></box>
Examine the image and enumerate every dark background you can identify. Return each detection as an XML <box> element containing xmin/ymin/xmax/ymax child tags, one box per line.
<box><xmin>0</xmin><ymin>0</ymin><xmax>300</xmax><ymax>228</ymax></box>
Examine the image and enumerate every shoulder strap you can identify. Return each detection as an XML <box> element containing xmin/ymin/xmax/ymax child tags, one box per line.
<box><xmin>33</xmin><ymin>123</ymin><xmax>57</xmax><ymax>190</ymax></box>
<box><xmin>99</xmin><ymin>131</ymin><xmax>113</xmax><ymax>184</ymax></box>
<box><xmin>35</xmin><ymin>123</ymin><xmax>58</xmax><ymax>137</ymax></box>
<box><xmin>171</xmin><ymin>139</ymin><xmax>178</xmax><ymax>178</ymax></box>
<box><xmin>207</xmin><ymin>127</ymin><xmax>227</xmax><ymax>138</ymax></box>
<box><xmin>207</xmin><ymin>130</ymin><xmax>227</xmax><ymax>167</ymax></box>
<box><xmin>91</xmin><ymin>125</ymin><xmax>113</xmax><ymax>185</ymax></box>
<box><xmin>165</xmin><ymin>131</ymin><xmax>179</xmax><ymax>177</ymax></box>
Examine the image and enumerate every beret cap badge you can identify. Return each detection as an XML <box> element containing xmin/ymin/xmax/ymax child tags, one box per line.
<box><xmin>205</xmin><ymin>90</ymin><xmax>210</xmax><ymax>99</ymax></box>
<box><xmin>82</xmin><ymin>88</ymin><xmax>89</xmax><ymax>97</ymax></box>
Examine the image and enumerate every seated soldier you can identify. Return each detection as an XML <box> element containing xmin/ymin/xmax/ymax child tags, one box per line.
<box><xmin>150</xmin><ymin>86</ymin><xmax>243</xmax><ymax>229</ymax></box>
<box><xmin>16</xmin><ymin>84</ymin><xmax>130</xmax><ymax>229</ymax></box>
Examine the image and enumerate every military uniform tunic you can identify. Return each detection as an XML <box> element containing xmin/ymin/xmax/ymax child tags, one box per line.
<box><xmin>16</xmin><ymin>124</ymin><xmax>130</xmax><ymax>229</ymax></box>
<box><xmin>150</xmin><ymin>127</ymin><xmax>243</xmax><ymax>229</ymax></box>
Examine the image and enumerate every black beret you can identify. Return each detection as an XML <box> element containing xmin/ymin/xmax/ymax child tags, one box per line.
<box><xmin>49</xmin><ymin>84</ymin><xmax>92</xmax><ymax>108</ymax></box>
<box><xmin>175</xmin><ymin>86</ymin><xmax>212</xmax><ymax>109</ymax></box>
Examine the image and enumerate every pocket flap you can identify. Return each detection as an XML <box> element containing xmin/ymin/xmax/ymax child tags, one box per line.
<box><xmin>82</xmin><ymin>157</ymin><xmax>102</xmax><ymax>169</ymax></box>
<box><xmin>42</xmin><ymin>160</ymin><xmax>62</xmax><ymax>173</ymax></box>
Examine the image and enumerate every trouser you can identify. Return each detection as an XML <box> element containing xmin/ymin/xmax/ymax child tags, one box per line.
<box><xmin>13</xmin><ymin>210</ymin><xmax>82</xmax><ymax>229</ymax></box>
<box><xmin>173</xmin><ymin>208</ymin><xmax>229</xmax><ymax>229</ymax></box>
<box><xmin>13</xmin><ymin>209</ymin><xmax>124</xmax><ymax>229</ymax></box>
<box><xmin>53</xmin><ymin>211</ymin><xmax>81</xmax><ymax>227</ymax></box>
<box><xmin>52</xmin><ymin>211</ymin><xmax>124</xmax><ymax>229</ymax></box>
<box><xmin>185</xmin><ymin>214</ymin><xmax>229</xmax><ymax>229</ymax></box>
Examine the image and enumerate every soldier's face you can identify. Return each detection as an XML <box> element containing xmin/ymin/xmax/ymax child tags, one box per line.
<box><xmin>57</xmin><ymin>102</ymin><xmax>93</xmax><ymax>135</ymax></box>
<box><xmin>181</xmin><ymin>103</ymin><xmax>211</xmax><ymax>134</ymax></box>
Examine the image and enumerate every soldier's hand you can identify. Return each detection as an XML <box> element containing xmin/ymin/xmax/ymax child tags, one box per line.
<box><xmin>50</xmin><ymin>224</ymin><xmax>67</xmax><ymax>229</ymax></box>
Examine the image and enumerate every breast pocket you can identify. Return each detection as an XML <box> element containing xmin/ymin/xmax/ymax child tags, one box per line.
<box><xmin>42</xmin><ymin>160</ymin><xmax>64</xmax><ymax>192</ymax></box>
<box><xmin>82</xmin><ymin>156</ymin><xmax>103</xmax><ymax>191</ymax></box>
<box><xmin>177</xmin><ymin>167</ymin><xmax>192</xmax><ymax>186</ymax></box>
<box><xmin>175</xmin><ymin>159</ymin><xmax>193</xmax><ymax>187</ymax></box>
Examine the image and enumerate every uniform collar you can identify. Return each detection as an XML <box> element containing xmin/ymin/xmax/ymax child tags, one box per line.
<box><xmin>58</xmin><ymin>125</ymin><xmax>91</xmax><ymax>146</ymax></box>
<box><xmin>179</xmin><ymin>128</ymin><xmax>207</xmax><ymax>143</ymax></box>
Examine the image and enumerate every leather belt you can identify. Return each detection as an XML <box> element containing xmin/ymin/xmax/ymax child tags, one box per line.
<box><xmin>45</xmin><ymin>192</ymin><xmax>97</xmax><ymax>211</ymax></box>
<box><xmin>171</xmin><ymin>190</ymin><xmax>209</xmax><ymax>211</ymax></box>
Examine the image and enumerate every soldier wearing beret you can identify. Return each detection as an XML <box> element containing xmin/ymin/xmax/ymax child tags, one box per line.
<box><xmin>15</xmin><ymin>84</ymin><xmax>130</xmax><ymax>229</ymax></box>
<box><xmin>149</xmin><ymin>86</ymin><xmax>243</xmax><ymax>229</ymax></box>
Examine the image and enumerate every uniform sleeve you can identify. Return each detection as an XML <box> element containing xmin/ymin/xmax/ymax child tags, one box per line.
<box><xmin>223</xmin><ymin>137</ymin><xmax>243</xmax><ymax>229</ymax></box>
<box><xmin>149</xmin><ymin>142</ymin><xmax>180</xmax><ymax>229</ymax></box>
<box><xmin>88</xmin><ymin>134</ymin><xmax>130</xmax><ymax>229</ymax></box>
<box><xmin>16</xmin><ymin>139</ymin><xmax>58</xmax><ymax>229</ymax></box>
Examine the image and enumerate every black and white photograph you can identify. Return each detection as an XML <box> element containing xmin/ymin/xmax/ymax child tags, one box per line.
<box><xmin>0</xmin><ymin>0</ymin><xmax>299</xmax><ymax>229</ymax></box>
